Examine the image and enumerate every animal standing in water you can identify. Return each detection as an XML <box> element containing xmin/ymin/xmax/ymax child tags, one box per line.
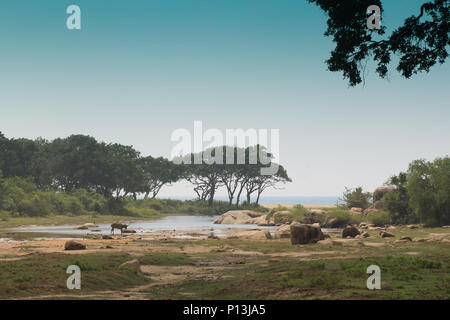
<box><xmin>110</xmin><ymin>222</ymin><xmax>128</xmax><ymax>234</ymax></box>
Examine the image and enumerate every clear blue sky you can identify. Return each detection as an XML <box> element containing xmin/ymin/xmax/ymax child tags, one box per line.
<box><xmin>0</xmin><ymin>0</ymin><xmax>449</xmax><ymax>197</ymax></box>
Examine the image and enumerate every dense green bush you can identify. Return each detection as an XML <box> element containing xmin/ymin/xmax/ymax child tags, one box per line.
<box><xmin>382</xmin><ymin>157</ymin><xmax>449</xmax><ymax>227</ymax></box>
<box><xmin>406</xmin><ymin>157</ymin><xmax>450</xmax><ymax>227</ymax></box>
<box><xmin>341</xmin><ymin>186</ymin><xmax>372</xmax><ymax>210</ymax></box>
<box><xmin>326</xmin><ymin>207</ymin><xmax>362</xmax><ymax>226</ymax></box>
<box><xmin>367</xmin><ymin>210</ymin><xmax>391</xmax><ymax>227</ymax></box>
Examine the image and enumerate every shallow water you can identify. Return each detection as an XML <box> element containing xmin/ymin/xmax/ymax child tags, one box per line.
<box><xmin>8</xmin><ymin>215</ymin><xmax>278</xmax><ymax>237</ymax></box>
<box><xmin>8</xmin><ymin>215</ymin><xmax>342</xmax><ymax>238</ymax></box>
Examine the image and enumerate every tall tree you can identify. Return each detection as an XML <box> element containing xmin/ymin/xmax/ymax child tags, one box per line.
<box><xmin>309</xmin><ymin>0</ymin><xmax>449</xmax><ymax>86</ymax></box>
<box><xmin>105</xmin><ymin>143</ymin><xmax>143</xmax><ymax>199</ymax></box>
<box><xmin>140</xmin><ymin>156</ymin><xmax>182</xmax><ymax>199</ymax></box>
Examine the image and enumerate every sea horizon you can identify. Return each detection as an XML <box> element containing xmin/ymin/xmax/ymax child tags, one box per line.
<box><xmin>157</xmin><ymin>195</ymin><xmax>342</xmax><ymax>205</ymax></box>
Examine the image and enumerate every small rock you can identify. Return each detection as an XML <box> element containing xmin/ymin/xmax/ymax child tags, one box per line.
<box><xmin>350</xmin><ymin>207</ymin><xmax>363</xmax><ymax>213</ymax></box>
<box><xmin>102</xmin><ymin>235</ymin><xmax>113</xmax><ymax>240</ymax></box>
<box><xmin>407</xmin><ymin>225</ymin><xmax>419</xmax><ymax>229</ymax></box>
<box><xmin>361</xmin><ymin>242</ymin><xmax>391</xmax><ymax>247</ymax></box>
<box><xmin>413</xmin><ymin>237</ymin><xmax>430</xmax><ymax>242</ymax></box>
<box><xmin>362</xmin><ymin>232</ymin><xmax>370</xmax><ymax>238</ymax></box>
<box><xmin>382</xmin><ymin>281</ymin><xmax>393</xmax><ymax>290</ymax></box>
<box><xmin>399</xmin><ymin>236</ymin><xmax>412</xmax><ymax>241</ymax></box>
<box><xmin>380</xmin><ymin>231</ymin><xmax>395</xmax><ymax>238</ymax></box>
<box><xmin>119</xmin><ymin>259</ymin><xmax>141</xmax><ymax>272</ymax></box>
<box><xmin>82</xmin><ymin>223</ymin><xmax>98</xmax><ymax>228</ymax></box>
<box><xmin>122</xmin><ymin>229</ymin><xmax>136</xmax><ymax>233</ymax></box>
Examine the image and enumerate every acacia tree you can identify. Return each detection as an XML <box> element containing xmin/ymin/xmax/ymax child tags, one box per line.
<box><xmin>140</xmin><ymin>156</ymin><xmax>182</xmax><ymax>199</ymax></box>
<box><xmin>253</xmin><ymin>164</ymin><xmax>292</xmax><ymax>205</ymax></box>
<box><xmin>341</xmin><ymin>186</ymin><xmax>372</xmax><ymax>209</ymax></box>
<box><xmin>309</xmin><ymin>0</ymin><xmax>449</xmax><ymax>86</ymax></box>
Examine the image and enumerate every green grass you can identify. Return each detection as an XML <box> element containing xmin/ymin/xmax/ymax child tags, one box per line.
<box><xmin>0</xmin><ymin>252</ymin><xmax>150</xmax><ymax>298</ymax></box>
<box><xmin>138</xmin><ymin>252</ymin><xmax>195</xmax><ymax>266</ymax></box>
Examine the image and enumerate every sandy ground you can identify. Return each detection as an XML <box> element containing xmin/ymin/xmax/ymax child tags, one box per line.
<box><xmin>2</xmin><ymin>224</ymin><xmax>449</xmax><ymax>300</ymax></box>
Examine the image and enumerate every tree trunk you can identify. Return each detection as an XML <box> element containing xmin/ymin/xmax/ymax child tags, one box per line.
<box><xmin>208</xmin><ymin>183</ymin><xmax>215</xmax><ymax>207</ymax></box>
<box><xmin>236</xmin><ymin>185</ymin><xmax>244</xmax><ymax>207</ymax></box>
<box><xmin>256</xmin><ymin>189</ymin><xmax>263</xmax><ymax>205</ymax></box>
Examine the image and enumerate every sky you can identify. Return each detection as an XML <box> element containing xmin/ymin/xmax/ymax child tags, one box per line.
<box><xmin>0</xmin><ymin>0</ymin><xmax>449</xmax><ymax>198</ymax></box>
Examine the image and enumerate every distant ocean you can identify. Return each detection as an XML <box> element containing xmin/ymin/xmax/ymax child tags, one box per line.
<box><xmin>158</xmin><ymin>195</ymin><xmax>342</xmax><ymax>205</ymax></box>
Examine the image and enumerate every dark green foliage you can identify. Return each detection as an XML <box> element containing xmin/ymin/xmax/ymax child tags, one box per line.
<box><xmin>367</xmin><ymin>210</ymin><xmax>391</xmax><ymax>226</ymax></box>
<box><xmin>309</xmin><ymin>0</ymin><xmax>449</xmax><ymax>86</ymax></box>
<box><xmin>0</xmin><ymin>132</ymin><xmax>291</xmax><ymax>213</ymax></box>
<box><xmin>407</xmin><ymin>157</ymin><xmax>450</xmax><ymax>226</ymax></box>
<box><xmin>341</xmin><ymin>186</ymin><xmax>372</xmax><ymax>209</ymax></box>
<box><xmin>382</xmin><ymin>173</ymin><xmax>416</xmax><ymax>224</ymax></box>
<box><xmin>383</xmin><ymin>157</ymin><xmax>449</xmax><ymax>227</ymax></box>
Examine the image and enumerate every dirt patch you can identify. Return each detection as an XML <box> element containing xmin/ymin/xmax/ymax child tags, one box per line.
<box><xmin>270</xmin><ymin>250</ymin><xmax>336</xmax><ymax>258</ymax></box>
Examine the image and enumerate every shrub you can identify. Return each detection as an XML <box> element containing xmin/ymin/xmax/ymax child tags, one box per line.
<box><xmin>341</xmin><ymin>186</ymin><xmax>372</xmax><ymax>210</ymax></box>
<box><xmin>367</xmin><ymin>210</ymin><xmax>391</xmax><ymax>227</ymax></box>
<box><xmin>326</xmin><ymin>208</ymin><xmax>362</xmax><ymax>226</ymax></box>
<box><xmin>17</xmin><ymin>194</ymin><xmax>52</xmax><ymax>217</ymax></box>
<box><xmin>407</xmin><ymin>157</ymin><xmax>450</xmax><ymax>227</ymax></box>
<box><xmin>0</xmin><ymin>210</ymin><xmax>10</xmax><ymax>221</ymax></box>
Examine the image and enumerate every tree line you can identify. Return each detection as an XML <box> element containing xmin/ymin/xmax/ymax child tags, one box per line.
<box><xmin>0</xmin><ymin>132</ymin><xmax>291</xmax><ymax>206</ymax></box>
<box><xmin>341</xmin><ymin>156</ymin><xmax>449</xmax><ymax>227</ymax></box>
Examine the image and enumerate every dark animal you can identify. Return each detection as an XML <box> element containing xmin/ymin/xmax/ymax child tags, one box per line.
<box><xmin>111</xmin><ymin>222</ymin><xmax>128</xmax><ymax>234</ymax></box>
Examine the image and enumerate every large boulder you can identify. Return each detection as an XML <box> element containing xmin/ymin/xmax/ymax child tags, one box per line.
<box><xmin>214</xmin><ymin>210</ymin><xmax>266</xmax><ymax>225</ymax></box>
<box><xmin>342</xmin><ymin>225</ymin><xmax>360</xmax><ymax>238</ymax></box>
<box><xmin>231</xmin><ymin>230</ymin><xmax>272</xmax><ymax>240</ymax></box>
<box><xmin>276</xmin><ymin>224</ymin><xmax>292</xmax><ymax>238</ymax></box>
<box><xmin>324</xmin><ymin>217</ymin><xmax>347</xmax><ymax>228</ymax></box>
<box><xmin>290</xmin><ymin>224</ymin><xmax>324</xmax><ymax>245</ymax></box>
<box><xmin>363</xmin><ymin>200</ymin><xmax>385</xmax><ymax>215</ymax></box>
<box><xmin>311</xmin><ymin>209</ymin><xmax>326</xmax><ymax>217</ymax></box>
<box><xmin>64</xmin><ymin>240</ymin><xmax>86</xmax><ymax>250</ymax></box>
<box><xmin>350</xmin><ymin>207</ymin><xmax>363</xmax><ymax>214</ymax></box>
<box><xmin>373</xmin><ymin>187</ymin><xmax>395</xmax><ymax>202</ymax></box>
